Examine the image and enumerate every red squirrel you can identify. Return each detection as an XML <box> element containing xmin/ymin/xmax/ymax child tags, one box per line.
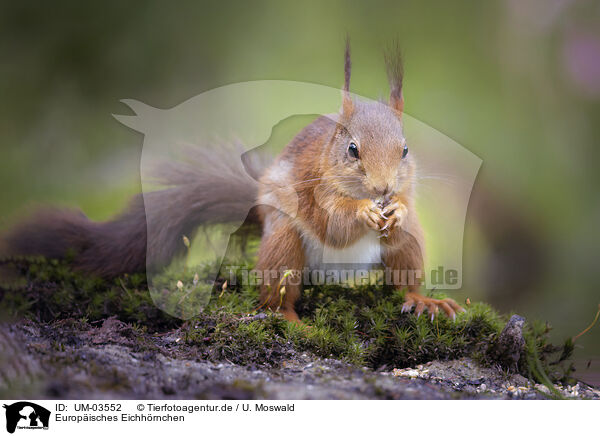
<box><xmin>2</xmin><ymin>41</ymin><xmax>463</xmax><ymax>322</ymax></box>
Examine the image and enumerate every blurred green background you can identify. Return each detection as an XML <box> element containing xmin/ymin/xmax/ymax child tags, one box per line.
<box><xmin>0</xmin><ymin>0</ymin><xmax>598</xmax><ymax>370</ymax></box>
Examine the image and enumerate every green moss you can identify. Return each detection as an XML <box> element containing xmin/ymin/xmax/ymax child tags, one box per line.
<box><xmin>182</xmin><ymin>311</ymin><xmax>294</xmax><ymax>366</ymax></box>
<box><xmin>192</xmin><ymin>283</ymin><xmax>504</xmax><ymax>368</ymax></box>
<box><xmin>0</xmin><ymin>257</ymin><xmax>178</xmax><ymax>330</ymax></box>
<box><xmin>521</xmin><ymin>320</ymin><xmax>576</xmax><ymax>389</ymax></box>
<box><xmin>0</xmin><ymin>257</ymin><xmax>576</xmax><ymax>381</ymax></box>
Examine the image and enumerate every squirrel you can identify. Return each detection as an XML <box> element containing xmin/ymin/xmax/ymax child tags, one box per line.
<box><xmin>1</xmin><ymin>40</ymin><xmax>464</xmax><ymax>323</ymax></box>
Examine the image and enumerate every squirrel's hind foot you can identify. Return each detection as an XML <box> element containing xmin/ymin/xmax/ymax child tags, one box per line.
<box><xmin>401</xmin><ymin>292</ymin><xmax>465</xmax><ymax>321</ymax></box>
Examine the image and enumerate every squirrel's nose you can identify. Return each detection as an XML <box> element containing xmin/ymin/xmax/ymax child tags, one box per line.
<box><xmin>374</xmin><ymin>184</ymin><xmax>391</xmax><ymax>197</ymax></box>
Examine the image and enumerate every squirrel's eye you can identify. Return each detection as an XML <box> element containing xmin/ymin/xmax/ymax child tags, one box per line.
<box><xmin>402</xmin><ymin>145</ymin><xmax>408</xmax><ymax>159</ymax></box>
<box><xmin>348</xmin><ymin>142</ymin><xmax>359</xmax><ymax>159</ymax></box>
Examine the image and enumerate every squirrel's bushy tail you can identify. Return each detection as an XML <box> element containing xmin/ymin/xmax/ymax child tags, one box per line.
<box><xmin>2</xmin><ymin>143</ymin><xmax>266</xmax><ymax>278</ymax></box>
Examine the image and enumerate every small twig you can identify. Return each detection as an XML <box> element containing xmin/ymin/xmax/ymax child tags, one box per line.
<box><xmin>276</xmin><ymin>286</ymin><xmax>286</xmax><ymax>312</ymax></box>
<box><xmin>254</xmin><ymin>270</ymin><xmax>292</xmax><ymax>312</ymax></box>
<box><xmin>573</xmin><ymin>303</ymin><xmax>600</xmax><ymax>342</ymax></box>
<box><xmin>182</xmin><ymin>235</ymin><xmax>191</xmax><ymax>274</ymax></box>
<box><xmin>118</xmin><ymin>278</ymin><xmax>132</xmax><ymax>298</ymax></box>
<box><xmin>254</xmin><ymin>284</ymin><xmax>275</xmax><ymax>311</ymax></box>
<box><xmin>218</xmin><ymin>280</ymin><xmax>228</xmax><ymax>298</ymax></box>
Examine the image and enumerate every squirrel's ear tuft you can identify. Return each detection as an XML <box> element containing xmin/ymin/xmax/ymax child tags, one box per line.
<box><xmin>385</xmin><ymin>41</ymin><xmax>404</xmax><ymax>116</ymax></box>
<box><xmin>342</xmin><ymin>36</ymin><xmax>354</xmax><ymax>117</ymax></box>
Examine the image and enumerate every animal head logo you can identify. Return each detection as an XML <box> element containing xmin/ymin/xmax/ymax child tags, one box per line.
<box><xmin>114</xmin><ymin>81</ymin><xmax>481</xmax><ymax>319</ymax></box>
<box><xmin>3</xmin><ymin>402</ymin><xmax>50</xmax><ymax>434</ymax></box>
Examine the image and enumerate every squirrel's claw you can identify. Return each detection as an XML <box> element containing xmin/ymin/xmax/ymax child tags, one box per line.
<box><xmin>381</xmin><ymin>201</ymin><xmax>399</xmax><ymax>218</ymax></box>
<box><xmin>401</xmin><ymin>301</ymin><xmax>414</xmax><ymax>313</ymax></box>
<box><xmin>380</xmin><ymin>199</ymin><xmax>408</xmax><ymax>232</ymax></box>
<box><xmin>377</xmin><ymin>230</ymin><xmax>389</xmax><ymax>238</ymax></box>
<box><xmin>358</xmin><ymin>199</ymin><xmax>386</xmax><ymax>231</ymax></box>
<box><xmin>402</xmin><ymin>292</ymin><xmax>465</xmax><ymax>321</ymax></box>
<box><xmin>414</xmin><ymin>300</ymin><xmax>426</xmax><ymax>318</ymax></box>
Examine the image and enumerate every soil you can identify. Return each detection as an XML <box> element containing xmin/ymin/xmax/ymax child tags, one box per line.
<box><xmin>2</xmin><ymin>318</ymin><xmax>598</xmax><ymax>400</ymax></box>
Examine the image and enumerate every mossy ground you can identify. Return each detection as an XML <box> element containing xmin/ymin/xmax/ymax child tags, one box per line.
<box><xmin>0</xmin><ymin>257</ymin><xmax>576</xmax><ymax>387</ymax></box>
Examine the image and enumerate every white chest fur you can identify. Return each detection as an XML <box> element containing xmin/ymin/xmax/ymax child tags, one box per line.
<box><xmin>302</xmin><ymin>230</ymin><xmax>382</xmax><ymax>270</ymax></box>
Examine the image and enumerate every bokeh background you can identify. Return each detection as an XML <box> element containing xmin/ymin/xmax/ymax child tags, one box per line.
<box><xmin>1</xmin><ymin>0</ymin><xmax>598</xmax><ymax>378</ymax></box>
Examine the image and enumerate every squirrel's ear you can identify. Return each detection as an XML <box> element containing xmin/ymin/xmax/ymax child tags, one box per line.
<box><xmin>342</xmin><ymin>36</ymin><xmax>354</xmax><ymax>117</ymax></box>
<box><xmin>385</xmin><ymin>42</ymin><xmax>404</xmax><ymax>116</ymax></box>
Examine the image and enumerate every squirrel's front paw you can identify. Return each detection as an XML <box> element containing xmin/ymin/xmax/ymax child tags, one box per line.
<box><xmin>380</xmin><ymin>199</ymin><xmax>408</xmax><ymax>233</ymax></box>
<box><xmin>357</xmin><ymin>199</ymin><xmax>385</xmax><ymax>231</ymax></box>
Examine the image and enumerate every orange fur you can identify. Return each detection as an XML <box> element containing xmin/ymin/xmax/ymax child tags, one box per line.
<box><xmin>255</xmin><ymin>211</ymin><xmax>305</xmax><ymax>323</ymax></box>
